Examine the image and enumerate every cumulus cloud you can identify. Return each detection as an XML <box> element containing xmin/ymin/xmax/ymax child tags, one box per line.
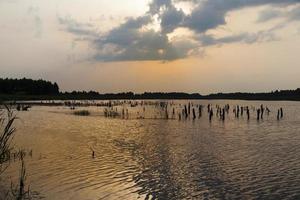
<box><xmin>148</xmin><ymin>0</ymin><xmax>172</xmax><ymax>14</ymax></box>
<box><xmin>99</xmin><ymin>16</ymin><xmax>152</xmax><ymax>46</ymax></box>
<box><xmin>160</xmin><ymin>5</ymin><xmax>185</xmax><ymax>33</ymax></box>
<box><xmin>94</xmin><ymin>28</ymin><xmax>190</xmax><ymax>61</ymax></box>
<box><xmin>59</xmin><ymin>0</ymin><xmax>300</xmax><ymax>62</ymax></box>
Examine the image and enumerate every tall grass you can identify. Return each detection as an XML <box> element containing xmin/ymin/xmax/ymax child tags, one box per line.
<box><xmin>0</xmin><ymin>106</ymin><xmax>17</xmax><ymax>174</ymax></box>
<box><xmin>0</xmin><ymin>106</ymin><xmax>32</xmax><ymax>200</ymax></box>
<box><xmin>9</xmin><ymin>156</ymin><xmax>32</xmax><ymax>200</ymax></box>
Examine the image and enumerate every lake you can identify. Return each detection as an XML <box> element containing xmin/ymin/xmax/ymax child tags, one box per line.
<box><xmin>1</xmin><ymin>100</ymin><xmax>300</xmax><ymax>199</ymax></box>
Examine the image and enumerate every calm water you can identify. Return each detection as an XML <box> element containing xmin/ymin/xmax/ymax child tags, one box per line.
<box><xmin>1</xmin><ymin>100</ymin><xmax>300</xmax><ymax>200</ymax></box>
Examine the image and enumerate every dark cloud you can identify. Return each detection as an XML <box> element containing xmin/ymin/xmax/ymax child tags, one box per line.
<box><xmin>148</xmin><ymin>0</ymin><xmax>172</xmax><ymax>14</ymax></box>
<box><xmin>94</xmin><ymin>30</ymin><xmax>187</xmax><ymax>62</ymax></box>
<box><xmin>184</xmin><ymin>3</ymin><xmax>226</xmax><ymax>33</ymax></box>
<box><xmin>99</xmin><ymin>16</ymin><xmax>151</xmax><ymax>46</ymax></box>
<box><xmin>183</xmin><ymin>0</ymin><xmax>300</xmax><ymax>34</ymax></box>
<box><xmin>59</xmin><ymin>0</ymin><xmax>300</xmax><ymax>62</ymax></box>
<box><xmin>160</xmin><ymin>5</ymin><xmax>185</xmax><ymax>33</ymax></box>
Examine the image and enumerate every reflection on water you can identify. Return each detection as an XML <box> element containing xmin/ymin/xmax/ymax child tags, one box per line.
<box><xmin>2</xmin><ymin>100</ymin><xmax>300</xmax><ymax>199</ymax></box>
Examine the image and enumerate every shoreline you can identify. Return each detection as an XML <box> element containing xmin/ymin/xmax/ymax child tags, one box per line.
<box><xmin>1</xmin><ymin>98</ymin><xmax>300</xmax><ymax>108</ymax></box>
<box><xmin>1</xmin><ymin>96</ymin><xmax>300</xmax><ymax>103</ymax></box>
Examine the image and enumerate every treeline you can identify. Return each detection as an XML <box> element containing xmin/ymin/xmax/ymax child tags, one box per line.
<box><xmin>1</xmin><ymin>78</ymin><xmax>300</xmax><ymax>101</ymax></box>
<box><xmin>0</xmin><ymin>78</ymin><xmax>59</xmax><ymax>95</ymax></box>
<box><xmin>53</xmin><ymin>89</ymin><xmax>300</xmax><ymax>100</ymax></box>
<box><xmin>205</xmin><ymin>89</ymin><xmax>300</xmax><ymax>101</ymax></box>
<box><xmin>62</xmin><ymin>91</ymin><xmax>202</xmax><ymax>100</ymax></box>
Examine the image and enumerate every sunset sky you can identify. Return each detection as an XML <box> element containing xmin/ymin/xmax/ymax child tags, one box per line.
<box><xmin>1</xmin><ymin>0</ymin><xmax>300</xmax><ymax>94</ymax></box>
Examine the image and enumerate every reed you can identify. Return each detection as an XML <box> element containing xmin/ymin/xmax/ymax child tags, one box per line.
<box><xmin>7</xmin><ymin>156</ymin><xmax>32</xmax><ymax>200</ymax></box>
<box><xmin>0</xmin><ymin>106</ymin><xmax>17</xmax><ymax>174</ymax></box>
<box><xmin>73</xmin><ymin>110</ymin><xmax>90</xmax><ymax>116</ymax></box>
<box><xmin>0</xmin><ymin>106</ymin><xmax>33</xmax><ymax>200</ymax></box>
<box><xmin>104</xmin><ymin>108</ymin><xmax>120</xmax><ymax>118</ymax></box>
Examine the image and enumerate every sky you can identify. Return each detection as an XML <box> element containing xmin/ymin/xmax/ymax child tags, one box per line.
<box><xmin>0</xmin><ymin>0</ymin><xmax>300</xmax><ymax>94</ymax></box>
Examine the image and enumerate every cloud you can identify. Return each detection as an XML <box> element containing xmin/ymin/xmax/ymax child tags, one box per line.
<box><xmin>160</xmin><ymin>5</ymin><xmax>185</xmax><ymax>33</ymax></box>
<box><xmin>287</xmin><ymin>6</ymin><xmax>300</xmax><ymax>21</ymax></box>
<box><xmin>58</xmin><ymin>0</ymin><xmax>300</xmax><ymax>62</ymax></box>
<box><xmin>183</xmin><ymin>3</ymin><xmax>227</xmax><ymax>33</ymax></box>
<box><xmin>183</xmin><ymin>0</ymin><xmax>300</xmax><ymax>34</ymax></box>
<box><xmin>99</xmin><ymin>15</ymin><xmax>152</xmax><ymax>46</ymax></box>
<box><xmin>27</xmin><ymin>5</ymin><xmax>43</xmax><ymax>37</ymax></box>
<box><xmin>199</xmin><ymin>31</ymin><xmax>278</xmax><ymax>47</ymax></box>
<box><xmin>58</xmin><ymin>15</ymin><xmax>99</xmax><ymax>38</ymax></box>
<box><xmin>256</xmin><ymin>4</ymin><xmax>300</xmax><ymax>27</ymax></box>
<box><xmin>257</xmin><ymin>8</ymin><xmax>282</xmax><ymax>22</ymax></box>
<box><xmin>148</xmin><ymin>0</ymin><xmax>172</xmax><ymax>15</ymax></box>
<box><xmin>94</xmin><ymin>30</ymin><xmax>187</xmax><ymax>62</ymax></box>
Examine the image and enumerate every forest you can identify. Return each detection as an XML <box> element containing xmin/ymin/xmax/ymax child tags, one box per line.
<box><xmin>0</xmin><ymin>78</ymin><xmax>59</xmax><ymax>95</ymax></box>
<box><xmin>0</xmin><ymin>78</ymin><xmax>300</xmax><ymax>101</ymax></box>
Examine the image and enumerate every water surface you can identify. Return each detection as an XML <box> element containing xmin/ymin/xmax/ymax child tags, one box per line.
<box><xmin>2</xmin><ymin>100</ymin><xmax>300</xmax><ymax>199</ymax></box>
